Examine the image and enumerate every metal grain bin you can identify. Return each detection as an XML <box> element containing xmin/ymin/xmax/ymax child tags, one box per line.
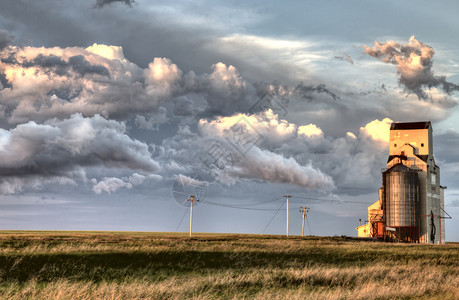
<box><xmin>383</xmin><ymin>163</ymin><xmax>419</xmax><ymax>227</ymax></box>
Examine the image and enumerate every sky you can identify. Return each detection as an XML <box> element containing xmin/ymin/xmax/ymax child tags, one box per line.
<box><xmin>0</xmin><ymin>0</ymin><xmax>458</xmax><ymax>241</ymax></box>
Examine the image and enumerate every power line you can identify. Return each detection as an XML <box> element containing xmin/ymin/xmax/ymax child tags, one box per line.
<box><xmin>204</xmin><ymin>197</ymin><xmax>283</xmax><ymax>211</ymax></box>
<box><xmin>175</xmin><ymin>193</ymin><xmax>374</xmax><ymax>235</ymax></box>
<box><xmin>175</xmin><ymin>206</ymin><xmax>190</xmax><ymax>232</ymax></box>
<box><xmin>215</xmin><ymin>196</ymin><xmax>282</xmax><ymax>207</ymax></box>
<box><xmin>202</xmin><ymin>194</ymin><xmax>371</xmax><ymax>212</ymax></box>
<box><xmin>291</xmin><ymin>195</ymin><xmax>372</xmax><ymax>204</ymax></box>
<box><xmin>262</xmin><ymin>197</ymin><xmax>287</xmax><ymax>234</ymax></box>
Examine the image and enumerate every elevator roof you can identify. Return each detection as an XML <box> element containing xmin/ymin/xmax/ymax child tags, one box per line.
<box><xmin>390</xmin><ymin>121</ymin><xmax>431</xmax><ymax>130</ymax></box>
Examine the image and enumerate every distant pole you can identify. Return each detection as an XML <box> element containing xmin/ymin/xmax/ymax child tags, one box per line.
<box><xmin>284</xmin><ymin>195</ymin><xmax>291</xmax><ymax>237</ymax></box>
<box><xmin>190</xmin><ymin>199</ymin><xmax>193</xmax><ymax>236</ymax></box>
<box><xmin>301</xmin><ymin>209</ymin><xmax>305</xmax><ymax>237</ymax></box>
<box><xmin>302</xmin><ymin>212</ymin><xmax>305</xmax><ymax>237</ymax></box>
<box><xmin>186</xmin><ymin>196</ymin><xmax>199</xmax><ymax>237</ymax></box>
<box><xmin>299</xmin><ymin>206</ymin><xmax>310</xmax><ymax>237</ymax></box>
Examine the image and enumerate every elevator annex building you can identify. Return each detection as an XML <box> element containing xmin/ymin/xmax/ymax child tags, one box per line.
<box><xmin>357</xmin><ymin>121</ymin><xmax>448</xmax><ymax>243</ymax></box>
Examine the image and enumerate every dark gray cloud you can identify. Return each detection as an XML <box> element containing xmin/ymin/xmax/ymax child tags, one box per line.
<box><xmin>173</xmin><ymin>96</ymin><xmax>194</xmax><ymax>116</ymax></box>
<box><xmin>0</xmin><ymin>30</ymin><xmax>13</xmax><ymax>50</ymax></box>
<box><xmin>295</xmin><ymin>83</ymin><xmax>341</xmax><ymax>101</ymax></box>
<box><xmin>135</xmin><ymin>107</ymin><xmax>169</xmax><ymax>130</ymax></box>
<box><xmin>93</xmin><ymin>0</ymin><xmax>134</xmax><ymax>9</ymax></box>
<box><xmin>68</xmin><ymin>55</ymin><xmax>110</xmax><ymax>77</ymax></box>
<box><xmin>28</xmin><ymin>54</ymin><xmax>68</xmax><ymax>75</ymax></box>
<box><xmin>12</xmin><ymin>54</ymin><xmax>110</xmax><ymax>77</ymax></box>
<box><xmin>182</xmin><ymin>67</ymin><xmax>342</xmax><ymax>121</ymax></box>
<box><xmin>364</xmin><ymin>36</ymin><xmax>459</xmax><ymax>100</ymax></box>
<box><xmin>0</xmin><ymin>72</ymin><xmax>11</xmax><ymax>89</ymax></box>
<box><xmin>0</xmin><ymin>114</ymin><xmax>159</xmax><ymax>194</ymax></box>
<box><xmin>181</xmin><ymin>62</ymin><xmax>254</xmax><ymax>118</ymax></box>
<box><xmin>334</xmin><ymin>53</ymin><xmax>354</xmax><ymax>65</ymax></box>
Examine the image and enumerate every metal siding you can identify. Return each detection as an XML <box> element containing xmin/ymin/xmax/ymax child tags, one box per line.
<box><xmin>384</xmin><ymin>170</ymin><xmax>418</xmax><ymax>228</ymax></box>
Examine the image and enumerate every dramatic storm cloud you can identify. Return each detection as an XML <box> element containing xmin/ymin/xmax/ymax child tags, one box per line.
<box><xmin>0</xmin><ymin>114</ymin><xmax>158</xmax><ymax>194</ymax></box>
<box><xmin>226</xmin><ymin>147</ymin><xmax>334</xmax><ymax>190</ymax></box>
<box><xmin>154</xmin><ymin>110</ymin><xmax>393</xmax><ymax>191</ymax></box>
<box><xmin>364</xmin><ymin>36</ymin><xmax>459</xmax><ymax>100</ymax></box>
<box><xmin>0</xmin><ymin>38</ymin><xmax>453</xmax><ymax>196</ymax></box>
<box><xmin>150</xmin><ymin>110</ymin><xmax>332</xmax><ymax>190</ymax></box>
<box><xmin>0</xmin><ymin>43</ymin><xmax>182</xmax><ymax>124</ymax></box>
<box><xmin>0</xmin><ymin>39</ymin><xmax>350</xmax><ymax>194</ymax></box>
<box><xmin>0</xmin><ymin>43</ymin><xmax>338</xmax><ymax>126</ymax></box>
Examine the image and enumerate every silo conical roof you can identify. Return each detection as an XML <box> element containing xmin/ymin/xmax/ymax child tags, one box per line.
<box><xmin>385</xmin><ymin>163</ymin><xmax>411</xmax><ymax>173</ymax></box>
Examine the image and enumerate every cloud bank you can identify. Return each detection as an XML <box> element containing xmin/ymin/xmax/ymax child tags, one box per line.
<box><xmin>0</xmin><ymin>31</ymin><xmax>456</xmax><ymax>198</ymax></box>
<box><xmin>0</xmin><ymin>44</ymin><xmax>181</xmax><ymax>124</ymax></box>
<box><xmin>0</xmin><ymin>114</ymin><xmax>158</xmax><ymax>194</ymax></box>
<box><xmin>154</xmin><ymin>109</ymin><xmax>395</xmax><ymax>192</ymax></box>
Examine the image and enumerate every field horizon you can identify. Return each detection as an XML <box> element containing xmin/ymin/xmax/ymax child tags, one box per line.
<box><xmin>0</xmin><ymin>231</ymin><xmax>457</xmax><ymax>299</ymax></box>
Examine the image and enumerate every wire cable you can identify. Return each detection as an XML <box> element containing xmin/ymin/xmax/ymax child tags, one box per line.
<box><xmin>203</xmin><ymin>195</ymin><xmax>285</xmax><ymax>211</ymax></box>
<box><xmin>202</xmin><ymin>194</ymin><xmax>371</xmax><ymax>212</ymax></box>
<box><xmin>291</xmin><ymin>195</ymin><xmax>372</xmax><ymax>204</ymax></box>
<box><xmin>175</xmin><ymin>206</ymin><xmax>190</xmax><ymax>232</ymax></box>
<box><xmin>306</xmin><ymin>214</ymin><xmax>312</xmax><ymax>235</ymax></box>
<box><xmin>262</xmin><ymin>197</ymin><xmax>287</xmax><ymax>234</ymax></box>
<box><xmin>205</xmin><ymin>200</ymin><xmax>281</xmax><ymax>211</ymax></box>
<box><xmin>217</xmin><ymin>196</ymin><xmax>283</xmax><ymax>207</ymax></box>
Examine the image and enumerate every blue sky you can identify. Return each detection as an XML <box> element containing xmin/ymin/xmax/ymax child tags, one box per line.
<box><xmin>0</xmin><ymin>0</ymin><xmax>458</xmax><ymax>240</ymax></box>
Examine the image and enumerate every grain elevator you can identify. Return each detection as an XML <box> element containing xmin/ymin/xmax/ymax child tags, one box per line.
<box><xmin>357</xmin><ymin>121</ymin><xmax>446</xmax><ymax>243</ymax></box>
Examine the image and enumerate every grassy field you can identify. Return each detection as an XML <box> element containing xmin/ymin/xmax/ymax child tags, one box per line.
<box><xmin>0</xmin><ymin>231</ymin><xmax>457</xmax><ymax>299</ymax></box>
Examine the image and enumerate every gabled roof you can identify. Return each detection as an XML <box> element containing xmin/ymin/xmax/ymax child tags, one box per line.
<box><xmin>390</xmin><ymin>121</ymin><xmax>431</xmax><ymax>130</ymax></box>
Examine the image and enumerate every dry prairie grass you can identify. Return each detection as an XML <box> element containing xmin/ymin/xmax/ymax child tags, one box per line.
<box><xmin>0</xmin><ymin>231</ymin><xmax>457</xmax><ymax>299</ymax></box>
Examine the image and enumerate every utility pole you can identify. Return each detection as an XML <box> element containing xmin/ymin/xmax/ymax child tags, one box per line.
<box><xmin>186</xmin><ymin>195</ymin><xmax>199</xmax><ymax>237</ymax></box>
<box><xmin>284</xmin><ymin>195</ymin><xmax>291</xmax><ymax>237</ymax></box>
<box><xmin>299</xmin><ymin>206</ymin><xmax>310</xmax><ymax>237</ymax></box>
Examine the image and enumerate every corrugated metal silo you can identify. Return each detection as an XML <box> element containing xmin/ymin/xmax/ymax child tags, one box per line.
<box><xmin>383</xmin><ymin>163</ymin><xmax>419</xmax><ymax>241</ymax></box>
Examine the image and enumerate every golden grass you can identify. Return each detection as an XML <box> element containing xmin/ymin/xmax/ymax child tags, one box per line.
<box><xmin>0</xmin><ymin>231</ymin><xmax>457</xmax><ymax>299</ymax></box>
